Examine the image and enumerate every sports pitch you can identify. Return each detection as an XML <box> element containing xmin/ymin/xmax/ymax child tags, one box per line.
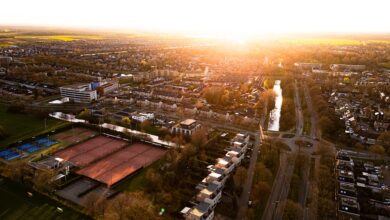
<box><xmin>0</xmin><ymin>178</ymin><xmax>90</xmax><ymax>220</ymax></box>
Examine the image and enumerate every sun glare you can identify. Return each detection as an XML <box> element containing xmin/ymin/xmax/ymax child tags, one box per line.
<box><xmin>1</xmin><ymin>0</ymin><xmax>389</xmax><ymax>36</ymax></box>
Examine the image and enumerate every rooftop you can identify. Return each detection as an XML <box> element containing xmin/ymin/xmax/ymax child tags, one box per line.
<box><xmin>60</xmin><ymin>83</ymin><xmax>92</xmax><ymax>91</ymax></box>
<box><xmin>180</xmin><ymin>119</ymin><xmax>197</xmax><ymax>126</ymax></box>
<box><xmin>191</xmin><ymin>202</ymin><xmax>211</xmax><ymax>217</ymax></box>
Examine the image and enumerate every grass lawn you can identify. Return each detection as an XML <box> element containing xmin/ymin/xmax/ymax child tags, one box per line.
<box><xmin>0</xmin><ymin>105</ymin><xmax>69</xmax><ymax>148</ymax></box>
<box><xmin>0</xmin><ymin>178</ymin><xmax>90</xmax><ymax>220</ymax></box>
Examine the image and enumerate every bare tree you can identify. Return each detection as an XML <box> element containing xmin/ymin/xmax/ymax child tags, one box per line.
<box><xmin>104</xmin><ymin>192</ymin><xmax>156</xmax><ymax>220</ymax></box>
<box><xmin>233</xmin><ymin>166</ymin><xmax>248</xmax><ymax>190</ymax></box>
<box><xmin>84</xmin><ymin>192</ymin><xmax>108</xmax><ymax>218</ymax></box>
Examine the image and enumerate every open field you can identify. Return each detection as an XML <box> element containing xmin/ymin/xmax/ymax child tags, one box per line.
<box><xmin>14</xmin><ymin>35</ymin><xmax>104</xmax><ymax>41</ymax></box>
<box><xmin>0</xmin><ymin>105</ymin><xmax>69</xmax><ymax>148</ymax></box>
<box><xmin>0</xmin><ymin>178</ymin><xmax>89</xmax><ymax>220</ymax></box>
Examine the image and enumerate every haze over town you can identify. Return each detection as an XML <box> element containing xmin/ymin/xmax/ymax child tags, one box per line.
<box><xmin>0</xmin><ymin>1</ymin><xmax>389</xmax><ymax>220</ymax></box>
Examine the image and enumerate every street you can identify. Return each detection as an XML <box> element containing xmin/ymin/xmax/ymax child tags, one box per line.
<box><xmin>261</xmin><ymin>80</ymin><xmax>319</xmax><ymax>220</ymax></box>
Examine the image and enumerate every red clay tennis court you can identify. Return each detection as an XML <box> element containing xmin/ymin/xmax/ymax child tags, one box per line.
<box><xmin>53</xmin><ymin>128</ymin><xmax>97</xmax><ymax>145</ymax></box>
<box><xmin>54</xmin><ymin>136</ymin><xmax>128</xmax><ymax>167</ymax></box>
<box><xmin>76</xmin><ymin>142</ymin><xmax>166</xmax><ymax>187</ymax></box>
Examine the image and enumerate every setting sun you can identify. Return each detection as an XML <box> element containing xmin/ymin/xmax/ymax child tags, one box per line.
<box><xmin>1</xmin><ymin>0</ymin><xmax>389</xmax><ymax>37</ymax></box>
<box><xmin>0</xmin><ymin>1</ymin><xmax>389</xmax><ymax>220</ymax></box>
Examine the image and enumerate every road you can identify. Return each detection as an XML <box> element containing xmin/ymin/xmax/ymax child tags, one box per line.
<box><xmin>303</xmin><ymin>83</ymin><xmax>318</xmax><ymax>139</ymax></box>
<box><xmin>235</xmin><ymin>131</ymin><xmax>261</xmax><ymax>220</ymax></box>
<box><xmin>294</xmin><ymin>80</ymin><xmax>304</xmax><ymax>137</ymax></box>
<box><xmin>262</xmin><ymin>152</ymin><xmax>295</xmax><ymax>220</ymax></box>
<box><xmin>235</xmin><ymin>98</ymin><xmax>268</xmax><ymax>220</ymax></box>
<box><xmin>261</xmin><ymin>80</ymin><xmax>324</xmax><ymax>220</ymax></box>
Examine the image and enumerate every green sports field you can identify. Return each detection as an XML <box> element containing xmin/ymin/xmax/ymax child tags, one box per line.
<box><xmin>0</xmin><ymin>105</ymin><xmax>69</xmax><ymax>148</ymax></box>
<box><xmin>0</xmin><ymin>178</ymin><xmax>90</xmax><ymax>220</ymax></box>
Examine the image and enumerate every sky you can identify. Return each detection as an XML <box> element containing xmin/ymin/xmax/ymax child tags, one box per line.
<box><xmin>1</xmin><ymin>0</ymin><xmax>389</xmax><ymax>37</ymax></box>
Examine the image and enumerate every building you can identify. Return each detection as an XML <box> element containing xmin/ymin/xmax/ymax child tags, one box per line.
<box><xmin>0</xmin><ymin>56</ymin><xmax>12</xmax><ymax>66</ymax></box>
<box><xmin>181</xmin><ymin>202</ymin><xmax>214</xmax><ymax>220</ymax></box>
<box><xmin>195</xmin><ymin>183</ymin><xmax>222</xmax><ymax>207</ymax></box>
<box><xmin>131</xmin><ymin>112</ymin><xmax>154</xmax><ymax>123</ymax></box>
<box><xmin>96</xmin><ymin>81</ymin><xmax>119</xmax><ymax>96</ymax></box>
<box><xmin>294</xmin><ymin>62</ymin><xmax>323</xmax><ymax>70</ymax></box>
<box><xmin>171</xmin><ymin>119</ymin><xmax>201</xmax><ymax>136</ymax></box>
<box><xmin>330</xmin><ymin>64</ymin><xmax>366</xmax><ymax>72</ymax></box>
<box><xmin>202</xmin><ymin>168</ymin><xmax>228</xmax><ymax>187</ymax></box>
<box><xmin>59</xmin><ymin>83</ymin><xmax>97</xmax><ymax>103</ymax></box>
<box><xmin>182</xmin><ymin>132</ymin><xmax>251</xmax><ymax>220</ymax></box>
<box><xmin>213</xmin><ymin>156</ymin><xmax>235</xmax><ymax>175</ymax></box>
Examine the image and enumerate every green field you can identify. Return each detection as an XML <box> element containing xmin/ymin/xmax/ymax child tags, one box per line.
<box><xmin>14</xmin><ymin>35</ymin><xmax>104</xmax><ymax>41</ymax></box>
<box><xmin>0</xmin><ymin>178</ymin><xmax>89</xmax><ymax>220</ymax></box>
<box><xmin>0</xmin><ymin>105</ymin><xmax>68</xmax><ymax>148</ymax></box>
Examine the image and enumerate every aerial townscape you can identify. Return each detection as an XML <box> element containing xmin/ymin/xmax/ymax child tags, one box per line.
<box><xmin>0</xmin><ymin>1</ymin><xmax>389</xmax><ymax>220</ymax></box>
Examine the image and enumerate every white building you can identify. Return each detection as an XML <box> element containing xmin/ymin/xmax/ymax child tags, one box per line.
<box><xmin>181</xmin><ymin>202</ymin><xmax>215</xmax><ymax>220</ymax></box>
<box><xmin>171</xmin><ymin>119</ymin><xmax>201</xmax><ymax>136</ymax></box>
<box><xmin>226</xmin><ymin>148</ymin><xmax>245</xmax><ymax>165</ymax></box>
<box><xmin>196</xmin><ymin>183</ymin><xmax>222</xmax><ymax>208</ymax></box>
<box><xmin>213</xmin><ymin>156</ymin><xmax>235</xmax><ymax>175</ymax></box>
<box><xmin>59</xmin><ymin>83</ymin><xmax>97</xmax><ymax>103</ymax></box>
<box><xmin>202</xmin><ymin>168</ymin><xmax>228</xmax><ymax>187</ymax></box>
<box><xmin>131</xmin><ymin>113</ymin><xmax>154</xmax><ymax>123</ymax></box>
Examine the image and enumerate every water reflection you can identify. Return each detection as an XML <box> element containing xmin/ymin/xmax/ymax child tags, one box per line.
<box><xmin>268</xmin><ymin>80</ymin><xmax>283</xmax><ymax>131</ymax></box>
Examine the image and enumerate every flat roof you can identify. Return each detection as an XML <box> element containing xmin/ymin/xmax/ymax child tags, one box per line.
<box><xmin>181</xmin><ymin>207</ymin><xmax>191</xmax><ymax>214</ymax></box>
<box><xmin>200</xmin><ymin>188</ymin><xmax>213</xmax><ymax>196</ymax></box>
<box><xmin>192</xmin><ymin>202</ymin><xmax>211</xmax><ymax>216</ymax></box>
<box><xmin>60</xmin><ymin>83</ymin><xmax>91</xmax><ymax>90</ymax></box>
<box><xmin>180</xmin><ymin>119</ymin><xmax>197</xmax><ymax>126</ymax></box>
<box><xmin>209</xmin><ymin>172</ymin><xmax>221</xmax><ymax>178</ymax></box>
<box><xmin>217</xmin><ymin>158</ymin><xmax>229</xmax><ymax>166</ymax></box>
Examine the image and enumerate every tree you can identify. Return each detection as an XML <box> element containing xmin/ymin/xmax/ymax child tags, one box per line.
<box><xmin>1</xmin><ymin>161</ymin><xmax>27</xmax><ymax>183</ymax></box>
<box><xmin>354</xmin><ymin>142</ymin><xmax>365</xmax><ymax>151</ymax></box>
<box><xmin>251</xmin><ymin>181</ymin><xmax>271</xmax><ymax>205</ymax></box>
<box><xmin>255</xmin><ymin>162</ymin><xmax>273</xmax><ymax>184</ymax></box>
<box><xmin>191</xmin><ymin>128</ymin><xmax>208</xmax><ymax>150</ymax></box>
<box><xmin>369</xmin><ymin>144</ymin><xmax>385</xmax><ymax>155</ymax></box>
<box><xmin>140</xmin><ymin>120</ymin><xmax>158</xmax><ymax>134</ymax></box>
<box><xmin>317</xmin><ymin>165</ymin><xmax>335</xmax><ymax>198</ymax></box>
<box><xmin>283</xmin><ymin>200</ymin><xmax>303</xmax><ymax>220</ymax></box>
<box><xmin>0</xmin><ymin>125</ymin><xmax>8</xmax><ymax>140</ymax></box>
<box><xmin>316</xmin><ymin>144</ymin><xmax>334</xmax><ymax>157</ymax></box>
<box><xmin>32</xmin><ymin>170</ymin><xmax>56</xmax><ymax>193</ymax></box>
<box><xmin>319</xmin><ymin>116</ymin><xmax>334</xmax><ymax>136</ymax></box>
<box><xmin>78</xmin><ymin>108</ymin><xmax>91</xmax><ymax>120</ymax></box>
<box><xmin>233</xmin><ymin>167</ymin><xmax>248</xmax><ymax>190</ymax></box>
<box><xmin>377</xmin><ymin>131</ymin><xmax>390</xmax><ymax>153</ymax></box>
<box><xmin>317</xmin><ymin>197</ymin><xmax>336</xmax><ymax>219</ymax></box>
<box><xmin>262</xmin><ymin>89</ymin><xmax>276</xmax><ymax>111</ymax></box>
<box><xmin>121</xmin><ymin>117</ymin><xmax>131</xmax><ymax>126</ymax></box>
<box><xmin>104</xmin><ymin>191</ymin><xmax>156</xmax><ymax>220</ymax></box>
<box><xmin>84</xmin><ymin>193</ymin><xmax>108</xmax><ymax>218</ymax></box>
<box><xmin>145</xmin><ymin>170</ymin><xmax>163</xmax><ymax>192</ymax></box>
